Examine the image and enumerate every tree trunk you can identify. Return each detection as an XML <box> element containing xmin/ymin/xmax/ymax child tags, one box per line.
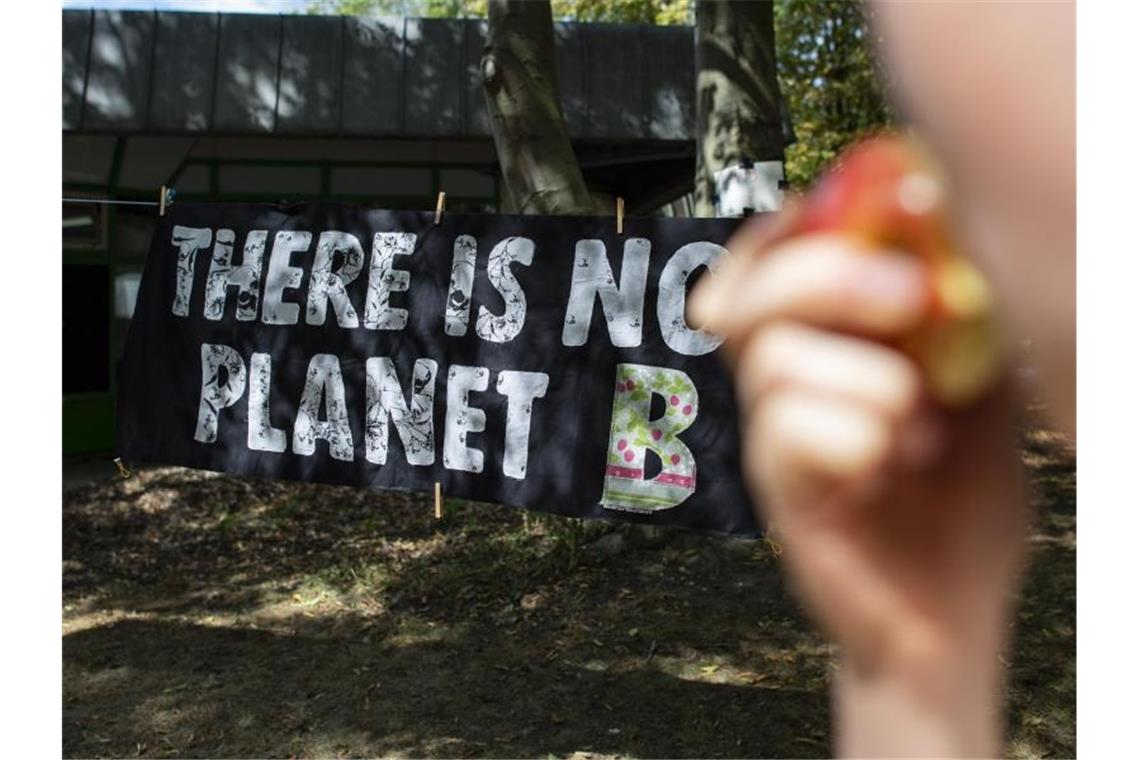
<box><xmin>694</xmin><ymin>0</ymin><xmax>786</xmax><ymax>217</ymax></box>
<box><xmin>481</xmin><ymin>0</ymin><xmax>602</xmax><ymax>215</ymax></box>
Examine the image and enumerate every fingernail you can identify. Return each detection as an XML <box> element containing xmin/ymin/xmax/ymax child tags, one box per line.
<box><xmin>851</xmin><ymin>255</ymin><xmax>929</xmax><ymax>328</ymax></box>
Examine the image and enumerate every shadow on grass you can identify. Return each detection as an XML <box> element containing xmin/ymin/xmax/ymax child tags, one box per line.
<box><xmin>64</xmin><ymin>615</ymin><xmax>830</xmax><ymax>758</ymax></box>
<box><xmin>64</xmin><ymin>465</ymin><xmax>835</xmax><ymax>757</ymax></box>
<box><xmin>62</xmin><ymin>420</ymin><xmax>1075</xmax><ymax>758</ymax></box>
<box><xmin>63</xmin><ymin>468</ymin><xmax>456</xmax><ymax>617</ymax></box>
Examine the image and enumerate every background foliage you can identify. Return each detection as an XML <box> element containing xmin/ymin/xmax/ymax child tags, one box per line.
<box><xmin>774</xmin><ymin>0</ymin><xmax>895</xmax><ymax>188</ymax></box>
<box><xmin>308</xmin><ymin>0</ymin><xmax>690</xmax><ymax>22</ymax></box>
<box><xmin>309</xmin><ymin>0</ymin><xmax>895</xmax><ymax>189</ymax></box>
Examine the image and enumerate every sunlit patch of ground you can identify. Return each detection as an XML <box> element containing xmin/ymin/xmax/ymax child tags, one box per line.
<box><xmin>63</xmin><ymin>421</ymin><xmax>1074</xmax><ymax>758</ymax></box>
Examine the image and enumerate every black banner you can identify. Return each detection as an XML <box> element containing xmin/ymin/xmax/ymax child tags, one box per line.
<box><xmin>117</xmin><ymin>204</ymin><xmax>760</xmax><ymax>538</ymax></box>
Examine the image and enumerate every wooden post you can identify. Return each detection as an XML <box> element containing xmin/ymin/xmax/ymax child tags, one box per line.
<box><xmin>158</xmin><ymin>185</ymin><xmax>168</xmax><ymax>217</ymax></box>
<box><xmin>616</xmin><ymin>196</ymin><xmax>625</xmax><ymax>235</ymax></box>
<box><xmin>112</xmin><ymin>457</ymin><xmax>132</xmax><ymax>479</ymax></box>
<box><xmin>434</xmin><ymin>191</ymin><xmax>446</xmax><ymax>224</ymax></box>
<box><xmin>433</xmin><ymin>482</ymin><xmax>443</xmax><ymax>521</ymax></box>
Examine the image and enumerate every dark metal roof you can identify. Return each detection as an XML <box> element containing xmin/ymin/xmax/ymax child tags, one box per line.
<box><xmin>62</xmin><ymin>9</ymin><xmax>696</xmax><ymax>142</ymax></box>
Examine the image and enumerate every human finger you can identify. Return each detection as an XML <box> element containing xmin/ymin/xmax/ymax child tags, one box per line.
<box><xmin>691</xmin><ymin>234</ymin><xmax>929</xmax><ymax>341</ymax></box>
<box><xmin>734</xmin><ymin>321</ymin><xmax>923</xmax><ymax>423</ymax></box>
<box><xmin>748</xmin><ymin>387</ymin><xmax>896</xmax><ymax>514</ymax></box>
<box><xmin>688</xmin><ymin>204</ymin><xmax>802</xmax><ymax>325</ymax></box>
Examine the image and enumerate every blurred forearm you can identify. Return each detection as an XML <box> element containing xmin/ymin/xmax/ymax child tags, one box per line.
<box><xmin>833</xmin><ymin>624</ymin><xmax>1007</xmax><ymax>758</ymax></box>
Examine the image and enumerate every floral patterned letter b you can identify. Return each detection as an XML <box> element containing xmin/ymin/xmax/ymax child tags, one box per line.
<box><xmin>601</xmin><ymin>363</ymin><xmax>698</xmax><ymax>513</ymax></box>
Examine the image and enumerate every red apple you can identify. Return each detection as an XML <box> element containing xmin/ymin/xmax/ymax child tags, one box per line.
<box><xmin>790</xmin><ymin>134</ymin><xmax>1004</xmax><ymax>407</ymax></box>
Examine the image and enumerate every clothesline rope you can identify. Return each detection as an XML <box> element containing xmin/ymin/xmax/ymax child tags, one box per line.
<box><xmin>64</xmin><ymin>187</ymin><xmax>176</xmax><ymax>210</ymax></box>
<box><xmin>62</xmin><ymin>197</ymin><xmax>163</xmax><ymax>207</ymax></box>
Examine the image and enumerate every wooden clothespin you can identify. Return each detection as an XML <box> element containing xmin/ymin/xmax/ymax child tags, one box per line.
<box><xmin>434</xmin><ymin>191</ymin><xmax>446</xmax><ymax>225</ymax></box>
<box><xmin>433</xmin><ymin>481</ymin><xmax>443</xmax><ymax>521</ymax></box>
<box><xmin>616</xmin><ymin>196</ymin><xmax>625</xmax><ymax>235</ymax></box>
<box><xmin>159</xmin><ymin>185</ymin><xmax>168</xmax><ymax>217</ymax></box>
<box><xmin>112</xmin><ymin>457</ymin><xmax>132</xmax><ymax>480</ymax></box>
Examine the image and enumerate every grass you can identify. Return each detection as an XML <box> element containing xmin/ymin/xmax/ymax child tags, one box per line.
<box><xmin>62</xmin><ymin>419</ymin><xmax>1074</xmax><ymax>758</ymax></box>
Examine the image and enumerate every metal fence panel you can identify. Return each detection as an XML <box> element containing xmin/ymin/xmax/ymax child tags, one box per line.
<box><xmin>553</xmin><ymin>22</ymin><xmax>588</xmax><ymax>137</ymax></box>
<box><xmin>278</xmin><ymin>15</ymin><xmax>343</xmax><ymax>133</ymax></box>
<box><xmin>645</xmin><ymin>25</ymin><xmax>693</xmax><ymax>140</ymax></box>
<box><xmin>463</xmin><ymin>19</ymin><xmax>491</xmax><ymax>137</ymax></box>
<box><xmin>150</xmin><ymin>12</ymin><xmax>218</xmax><ymax>132</ymax></box>
<box><xmin>404</xmin><ymin>18</ymin><xmax>464</xmax><ymax>137</ymax></box>
<box><xmin>63</xmin><ymin>10</ymin><xmax>93</xmax><ymax>130</ymax></box>
<box><xmin>584</xmin><ymin>22</ymin><xmax>646</xmax><ymax>139</ymax></box>
<box><xmin>213</xmin><ymin>13</ymin><xmax>281</xmax><ymax>133</ymax></box>
<box><xmin>341</xmin><ymin>16</ymin><xmax>404</xmax><ymax>136</ymax></box>
<box><xmin>84</xmin><ymin>11</ymin><xmax>155</xmax><ymax>130</ymax></box>
<box><xmin>63</xmin><ymin>10</ymin><xmax>697</xmax><ymax>142</ymax></box>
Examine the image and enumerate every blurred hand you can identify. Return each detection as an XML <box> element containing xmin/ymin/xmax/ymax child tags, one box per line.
<box><xmin>691</xmin><ymin>214</ymin><xmax>1031</xmax><ymax>756</ymax></box>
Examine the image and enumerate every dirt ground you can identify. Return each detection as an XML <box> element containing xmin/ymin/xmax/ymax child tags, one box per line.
<box><xmin>62</xmin><ymin>423</ymin><xmax>1075</xmax><ymax>759</ymax></box>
